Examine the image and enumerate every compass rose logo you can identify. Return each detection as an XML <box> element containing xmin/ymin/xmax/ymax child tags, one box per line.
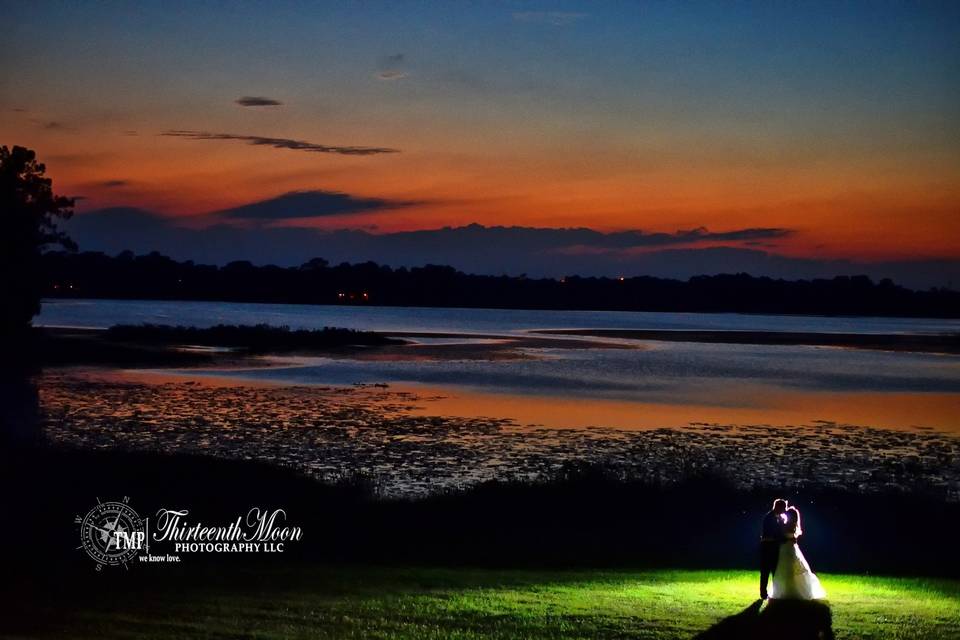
<box><xmin>75</xmin><ymin>497</ymin><xmax>146</xmax><ymax>570</ymax></box>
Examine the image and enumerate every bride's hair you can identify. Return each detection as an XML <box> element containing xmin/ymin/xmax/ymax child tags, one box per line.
<box><xmin>786</xmin><ymin>506</ymin><xmax>803</xmax><ymax>537</ymax></box>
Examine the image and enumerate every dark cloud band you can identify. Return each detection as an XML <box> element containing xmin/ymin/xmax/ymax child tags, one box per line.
<box><xmin>62</xmin><ymin>208</ymin><xmax>955</xmax><ymax>289</ymax></box>
<box><xmin>235</xmin><ymin>96</ymin><xmax>283</xmax><ymax>107</ymax></box>
<box><xmin>161</xmin><ymin>130</ymin><xmax>399</xmax><ymax>156</ymax></box>
<box><xmin>216</xmin><ymin>190</ymin><xmax>419</xmax><ymax>220</ymax></box>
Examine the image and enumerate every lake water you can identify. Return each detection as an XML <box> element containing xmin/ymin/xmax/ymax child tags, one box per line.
<box><xmin>38</xmin><ymin>298</ymin><xmax>960</xmax><ymax>335</ymax></box>
<box><xmin>38</xmin><ymin>300</ymin><xmax>960</xmax><ymax>431</ymax></box>
<box><xmin>38</xmin><ymin>298</ymin><xmax>960</xmax><ymax>432</ymax></box>
<box><xmin>38</xmin><ymin>299</ymin><xmax>960</xmax><ymax>431</ymax></box>
<box><xmin>36</xmin><ymin>299</ymin><xmax>960</xmax><ymax>495</ymax></box>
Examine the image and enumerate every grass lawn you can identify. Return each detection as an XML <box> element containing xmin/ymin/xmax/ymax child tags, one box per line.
<box><xmin>10</xmin><ymin>566</ymin><xmax>960</xmax><ymax>639</ymax></box>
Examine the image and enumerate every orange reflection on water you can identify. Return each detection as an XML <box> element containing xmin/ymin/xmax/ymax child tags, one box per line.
<box><xmin>399</xmin><ymin>384</ymin><xmax>960</xmax><ymax>433</ymax></box>
<box><xmin>86</xmin><ymin>368</ymin><xmax>959</xmax><ymax>434</ymax></box>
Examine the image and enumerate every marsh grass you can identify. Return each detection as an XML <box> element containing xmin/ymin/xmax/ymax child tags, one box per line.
<box><xmin>104</xmin><ymin>323</ymin><xmax>401</xmax><ymax>351</ymax></box>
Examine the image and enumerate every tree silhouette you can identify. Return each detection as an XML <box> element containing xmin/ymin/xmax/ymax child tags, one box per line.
<box><xmin>1</xmin><ymin>145</ymin><xmax>75</xmax><ymax>337</ymax></box>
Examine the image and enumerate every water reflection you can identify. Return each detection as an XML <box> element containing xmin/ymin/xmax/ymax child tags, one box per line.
<box><xmin>33</xmin><ymin>300</ymin><xmax>960</xmax><ymax>496</ymax></box>
<box><xmin>37</xmin><ymin>299</ymin><xmax>960</xmax><ymax>335</ymax></box>
<box><xmin>39</xmin><ymin>370</ymin><xmax>960</xmax><ymax>498</ymax></box>
<box><xmin>148</xmin><ymin>339</ymin><xmax>960</xmax><ymax>432</ymax></box>
<box><xmin>399</xmin><ymin>384</ymin><xmax>960</xmax><ymax>433</ymax></box>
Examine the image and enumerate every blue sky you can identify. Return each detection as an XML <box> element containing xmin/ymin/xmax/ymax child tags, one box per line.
<box><xmin>4</xmin><ymin>1</ymin><xmax>959</xmax><ymax>283</ymax></box>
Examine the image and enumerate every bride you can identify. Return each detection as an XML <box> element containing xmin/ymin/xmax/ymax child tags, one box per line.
<box><xmin>769</xmin><ymin>506</ymin><xmax>827</xmax><ymax>600</ymax></box>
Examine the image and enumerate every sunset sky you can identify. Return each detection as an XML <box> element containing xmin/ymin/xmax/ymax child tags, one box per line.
<box><xmin>4</xmin><ymin>2</ymin><xmax>959</xmax><ymax>284</ymax></box>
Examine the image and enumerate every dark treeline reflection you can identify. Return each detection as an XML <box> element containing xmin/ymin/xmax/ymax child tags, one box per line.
<box><xmin>43</xmin><ymin>251</ymin><xmax>960</xmax><ymax>317</ymax></box>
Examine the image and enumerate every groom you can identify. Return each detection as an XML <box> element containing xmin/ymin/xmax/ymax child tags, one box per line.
<box><xmin>759</xmin><ymin>498</ymin><xmax>788</xmax><ymax>599</ymax></box>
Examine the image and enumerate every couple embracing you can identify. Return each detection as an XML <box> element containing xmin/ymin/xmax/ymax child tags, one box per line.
<box><xmin>759</xmin><ymin>499</ymin><xmax>826</xmax><ymax>600</ymax></box>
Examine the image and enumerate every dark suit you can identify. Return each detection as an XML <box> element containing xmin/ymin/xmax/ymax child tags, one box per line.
<box><xmin>759</xmin><ymin>510</ymin><xmax>784</xmax><ymax>598</ymax></box>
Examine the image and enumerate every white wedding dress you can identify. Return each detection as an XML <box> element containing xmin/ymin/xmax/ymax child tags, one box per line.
<box><xmin>769</xmin><ymin>525</ymin><xmax>827</xmax><ymax>600</ymax></box>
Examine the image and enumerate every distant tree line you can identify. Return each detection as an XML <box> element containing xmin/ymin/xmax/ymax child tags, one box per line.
<box><xmin>41</xmin><ymin>250</ymin><xmax>960</xmax><ymax>318</ymax></box>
